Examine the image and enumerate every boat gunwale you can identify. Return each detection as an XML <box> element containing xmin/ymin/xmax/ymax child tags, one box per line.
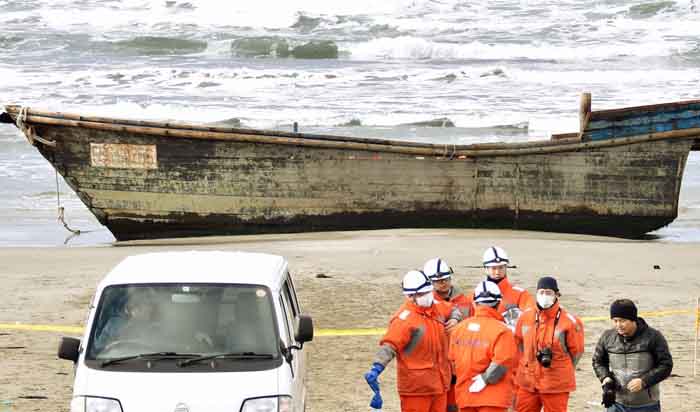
<box><xmin>5</xmin><ymin>104</ymin><xmax>581</xmax><ymax>150</ymax></box>
<box><xmin>589</xmin><ymin>98</ymin><xmax>700</xmax><ymax>121</ymax></box>
<box><xmin>4</xmin><ymin>105</ymin><xmax>700</xmax><ymax>157</ymax></box>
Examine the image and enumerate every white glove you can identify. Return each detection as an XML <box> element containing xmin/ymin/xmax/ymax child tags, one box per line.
<box><xmin>469</xmin><ymin>374</ymin><xmax>487</xmax><ymax>393</ymax></box>
<box><xmin>502</xmin><ymin>307</ymin><xmax>522</xmax><ymax>328</ymax></box>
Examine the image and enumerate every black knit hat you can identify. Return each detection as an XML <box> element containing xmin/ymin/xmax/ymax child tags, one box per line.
<box><xmin>610</xmin><ymin>299</ymin><xmax>637</xmax><ymax>321</ymax></box>
<box><xmin>536</xmin><ymin>276</ymin><xmax>559</xmax><ymax>292</ymax></box>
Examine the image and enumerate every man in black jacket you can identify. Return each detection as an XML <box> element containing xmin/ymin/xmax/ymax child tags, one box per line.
<box><xmin>592</xmin><ymin>299</ymin><xmax>673</xmax><ymax>412</ymax></box>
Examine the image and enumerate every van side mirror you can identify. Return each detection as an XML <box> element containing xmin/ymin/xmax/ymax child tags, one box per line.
<box><xmin>294</xmin><ymin>314</ymin><xmax>314</xmax><ymax>345</ymax></box>
<box><xmin>58</xmin><ymin>337</ymin><xmax>81</xmax><ymax>363</ymax></box>
<box><xmin>281</xmin><ymin>314</ymin><xmax>314</xmax><ymax>365</ymax></box>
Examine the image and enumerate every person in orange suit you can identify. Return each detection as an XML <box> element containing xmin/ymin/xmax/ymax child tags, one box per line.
<box><xmin>423</xmin><ymin>257</ymin><xmax>473</xmax><ymax>412</ymax></box>
<box><xmin>449</xmin><ymin>280</ymin><xmax>517</xmax><ymax>412</ymax></box>
<box><xmin>424</xmin><ymin>257</ymin><xmax>474</xmax><ymax>319</ymax></box>
<box><xmin>481</xmin><ymin>246</ymin><xmax>535</xmax><ymax>330</ymax></box>
<box><xmin>364</xmin><ymin>270</ymin><xmax>460</xmax><ymax>412</ymax></box>
<box><xmin>514</xmin><ymin>276</ymin><xmax>584</xmax><ymax>412</ymax></box>
<box><xmin>481</xmin><ymin>246</ymin><xmax>536</xmax><ymax>409</ymax></box>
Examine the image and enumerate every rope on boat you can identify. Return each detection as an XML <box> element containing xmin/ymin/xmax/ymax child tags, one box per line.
<box><xmin>15</xmin><ymin>107</ymin><xmax>90</xmax><ymax>239</ymax></box>
<box><xmin>441</xmin><ymin>144</ymin><xmax>457</xmax><ymax>159</ymax></box>
<box><xmin>15</xmin><ymin>106</ymin><xmax>56</xmax><ymax>147</ymax></box>
<box><xmin>54</xmin><ymin>169</ymin><xmax>81</xmax><ymax>236</ymax></box>
<box><xmin>16</xmin><ymin>107</ymin><xmax>30</xmax><ymax>142</ymax></box>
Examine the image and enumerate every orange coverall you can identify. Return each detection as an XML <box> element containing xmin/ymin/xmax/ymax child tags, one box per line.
<box><xmin>449</xmin><ymin>305</ymin><xmax>517</xmax><ymax>412</ymax></box>
<box><xmin>495</xmin><ymin>277</ymin><xmax>536</xmax><ymax>317</ymax></box>
<box><xmin>514</xmin><ymin>302</ymin><xmax>584</xmax><ymax>412</ymax></box>
<box><xmin>494</xmin><ymin>276</ymin><xmax>536</xmax><ymax>392</ymax></box>
<box><xmin>378</xmin><ymin>299</ymin><xmax>452</xmax><ymax>412</ymax></box>
<box><xmin>434</xmin><ymin>286</ymin><xmax>473</xmax><ymax>412</ymax></box>
<box><xmin>434</xmin><ymin>286</ymin><xmax>474</xmax><ymax>319</ymax></box>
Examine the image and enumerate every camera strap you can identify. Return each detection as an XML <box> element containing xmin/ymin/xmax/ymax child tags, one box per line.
<box><xmin>535</xmin><ymin>308</ymin><xmax>561</xmax><ymax>350</ymax></box>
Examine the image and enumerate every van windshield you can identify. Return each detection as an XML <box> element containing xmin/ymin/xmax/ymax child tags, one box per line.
<box><xmin>86</xmin><ymin>284</ymin><xmax>279</xmax><ymax>363</ymax></box>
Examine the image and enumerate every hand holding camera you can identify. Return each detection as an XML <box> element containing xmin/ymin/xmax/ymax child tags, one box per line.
<box><xmin>601</xmin><ymin>377</ymin><xmax>617</xmax><ymax>408</ymax></box>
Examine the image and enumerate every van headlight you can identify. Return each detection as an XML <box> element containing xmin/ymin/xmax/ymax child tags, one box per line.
<box><xmin>240</xmin><ymin>395</ymin><xmax>292</xmax><ymax>412</ymax></box>
<box><xmin>70</xmin><ymin>396</ymin><xmax>123</xmax><ymax>412</ymax></box>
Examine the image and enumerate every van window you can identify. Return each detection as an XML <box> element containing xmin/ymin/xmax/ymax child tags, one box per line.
<box><xmin>282</xmin><ymin>276</ymin><xmax>299</xmax><ymax>318</ymax></box>
<box><xmin>287</xmin><ymin>272</ymin><xmax>301</xmax><ymax>312</ymax></box>
<box><xmin>279</xmin><ymin>293</ymin><xmax>295</xmax><ymax>344</ymax></box>
<box><xmin>85</xmin><ymin>284</ymin><xmax>282</xmax><ymax>372</ymax></box>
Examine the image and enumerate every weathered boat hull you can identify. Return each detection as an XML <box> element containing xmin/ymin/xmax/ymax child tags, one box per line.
<box><xmin>2</xmin><ymin>101</ymin><xmax>698</xmax><ymax>240</ymax></box>
<box><xmin>103</xmin><ymin>208</ymin><xmax>677</xmax><ymax>241</ymax></box>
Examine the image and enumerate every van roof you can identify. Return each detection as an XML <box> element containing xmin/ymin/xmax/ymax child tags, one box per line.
<box><xmin>99</xmin><ymin>251</ymin><xmax>288</xmax><ymax>290</ymax></box>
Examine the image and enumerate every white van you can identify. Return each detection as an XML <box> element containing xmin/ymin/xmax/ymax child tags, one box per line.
<box><xmin>58</xmin><ymin>251</ymin><xmax>313</xmax><ymax>412</ymax></box>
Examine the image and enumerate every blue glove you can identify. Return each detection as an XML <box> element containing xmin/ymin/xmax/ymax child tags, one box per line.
<box><xmin>365</xmin><ymin>362</ymin><xmax>384</xmax><ymax>410</ymax></box>
<box><xmin>364</xmin><ymin>362</ymin><xmax>385</xmax><ymax>391</ymax></box>
<box><xmin>370</xmin><ymin>391</ymin><xmax>383</xmax><ymax>409</ymax></box>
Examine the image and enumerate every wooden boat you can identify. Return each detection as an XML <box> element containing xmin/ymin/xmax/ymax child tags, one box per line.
<box><xmin>2</xmin><ymin>93</ymin><xmax>700</xmax><ymax>241</ymax></box>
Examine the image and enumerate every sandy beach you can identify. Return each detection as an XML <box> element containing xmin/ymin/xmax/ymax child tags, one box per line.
<box><xmin>1</xmin><ymin>228</ymin><xmax>699</xmax><ymax>412</ymax></box>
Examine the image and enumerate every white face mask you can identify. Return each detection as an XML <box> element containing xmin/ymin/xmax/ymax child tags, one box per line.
<box><xmin>415</xmin><ymin>293</ymin><xmax>434</xmax><ymax>307</ymax></box>
<box><xmin>536</xmin><ymin>293</ymin><xmax>556</xmax><ymax>309</ymax></box>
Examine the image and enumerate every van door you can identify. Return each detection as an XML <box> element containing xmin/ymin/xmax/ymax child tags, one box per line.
<box><xmin>279</xmin><ymin>275</ymin><xmax>305</xmax><ymax>411</ymax></box>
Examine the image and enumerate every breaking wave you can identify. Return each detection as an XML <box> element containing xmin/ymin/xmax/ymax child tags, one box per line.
<box><xmin>107</xmin><ymin>36</ymin><xmax>208</xmax><ymax>55</ymax></box>
<box><xmin>230</xmin><ymin>37</ymin><xmax>339</xmax><ymax>58</ymax></box>
<box><xmin>627</xmin><ymin>1</ymin><xmax>677</xmax><ymax>18</ymax></box>
<box><xmin>347</xmin><ymin>36</ymin><xmax>693</xmax><ymax>61</ymax></box>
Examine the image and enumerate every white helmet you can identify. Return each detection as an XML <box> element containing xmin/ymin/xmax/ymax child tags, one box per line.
<box><xmin>423</xmin><ymin>257</ymin><xmax>453</xmax><ymax>281</ymax></box>
<box><xmin>482</xmin><ymin>246</ymin><xmax>509</xmax><ymax>267</ymax></box>
<box><xmin>473</xmin><ymin>280</ymin><xmax>502</xmax><ymax>306</ymax></box>
<box><xmin>402</xmin><ymin>270</ymin><xmax>433</xmax><ymax>296</ymax></box>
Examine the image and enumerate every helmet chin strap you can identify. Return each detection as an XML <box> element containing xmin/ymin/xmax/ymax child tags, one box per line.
<box><xmin>487</xmin><ymin>276</ymin><xmax>505</xmax><ymax>284</ymax></box>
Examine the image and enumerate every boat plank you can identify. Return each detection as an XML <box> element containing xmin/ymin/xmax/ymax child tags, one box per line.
<box><xmin>83</xmin><ymin>189</ymin><xmax>478</xmax><ymax>216</ymax></box>
<box><xmin>587</xmin><ymin>108</ymin><xmax>700</xmax><ymax>130</ymax></box>
<box><xmin>55</xmin><ymin>137</ymin><xmax>689</xmax><ymax>181</ymax></box>
<box><xmin>590</xmin><ymin>101</ymin><xmax>700</xmax><ymax>121</ymax></box>
<box><xmin>67</xmin><ymin>173</ymin><xmax>477</xmax><ymax>203</ymax></box>
<box><xmin>584</xmin><ymin>117</ymin><xmax>700</xmax><ymax>141</ymax></box>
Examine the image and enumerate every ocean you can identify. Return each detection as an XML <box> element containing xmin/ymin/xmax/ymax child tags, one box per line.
<box><xmin>1</xmin><ymin>0</ymin><xmax>699</xmax><ymax>246</ymax></box>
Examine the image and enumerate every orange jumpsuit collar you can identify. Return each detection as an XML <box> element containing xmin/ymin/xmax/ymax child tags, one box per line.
<box><xmin>474</xmin><ymin>305</ymin><xmax>505</xmax><ymax>321</ymax></box>
<box><xmin>537</xmin><ymin>301</ymin><xmax>561</xmax><ymax>319</ymax></box>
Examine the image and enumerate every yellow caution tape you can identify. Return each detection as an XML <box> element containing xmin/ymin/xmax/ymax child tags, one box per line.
<box><xmin>316</xmin><ymin>328</ymin><xmax>386</xmax><ymax>337</ymax></box>
<box><xmin>635</xmin><ymin>309</ymin><xmax>691</xmax><ymax>319</ymax></box>
<box><xmin>0</xmin><ymin>308</ymin><xmax>694</xmax><ymax>337</ymax></box>
<box><xmin>0</xmin><ymin>323</ymin><xmax>83</xmax><ymax>334</ymax></box>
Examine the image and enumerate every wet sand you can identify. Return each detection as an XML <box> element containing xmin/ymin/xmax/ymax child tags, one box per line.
<box><xmin>1</xmin><ymin>228</ymin><xmax>699</xmax><ymax>411</ymax></box>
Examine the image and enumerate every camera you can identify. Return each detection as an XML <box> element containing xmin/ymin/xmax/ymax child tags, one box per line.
<box><xmin>536</xmin><ymin>347</ymin><xmax>553</xmax><ymax>368</ymax></box>
<box><xmin>601</xmin><ymin>379</ymin><xmax>617</xmax><ymax>407</ymax></box>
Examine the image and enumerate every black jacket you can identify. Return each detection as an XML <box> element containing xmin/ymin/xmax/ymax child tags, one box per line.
<box><xmin>591</xmin><ymin>317</ymin><xmax>673</xmax><ymax>406</ymax></box>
